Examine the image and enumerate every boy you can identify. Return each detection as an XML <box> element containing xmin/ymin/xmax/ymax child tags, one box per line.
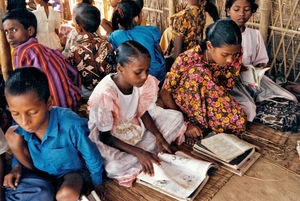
<box><xmin>2</xmin><ymin>8</ymin><xmax>81</xmax><ymax>111</ymax></box>
<box><xmin>4</xmin><ymin>67</ymin><xmax>105</xmax><ymax>201</ymax></box>
<box><xmin>67</xmin><ymin>4</ymin><xmax>113</xmax><ymax>98</ymax></box>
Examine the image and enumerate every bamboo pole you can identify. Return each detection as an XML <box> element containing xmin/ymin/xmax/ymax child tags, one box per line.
<box><xmin>63</xmin><ymin>0</ymin><xmax>72</xmax><ymax>20</ymax></box>
<box><xmin>168</xmin><ymin>0</ymin><xmax>175</xmax><ymax>24</ymax></box>
<box><xmin>259</xmin><ymin>0</ymin><xmax>271</xmax><ymax>44</ymax></box>
<box><xmin>0</xmin><ymin>0</ymin><xmax>12</xmax><ymax>81</ymax></box>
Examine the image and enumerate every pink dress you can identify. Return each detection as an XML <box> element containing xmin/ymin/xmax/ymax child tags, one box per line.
<box><xmin>231</xmin><ymin>27</ymin><xmax>297</xmax><ymax>121</ymax></box>
<box><xmin>88</xmin><ymin>74</ymin><xmax>186</xmax><ymax>187</ymax></box>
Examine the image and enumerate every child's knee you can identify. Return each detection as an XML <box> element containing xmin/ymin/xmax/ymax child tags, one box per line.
<box><xmin>56</xmin><ymin>173</ymin><xmax>83</xmax><ymax>201</ymax></box>
<box><xmin>56</xmin><ymin>186</ymin><xmax>80</xmax><ymax>201</ymax></box>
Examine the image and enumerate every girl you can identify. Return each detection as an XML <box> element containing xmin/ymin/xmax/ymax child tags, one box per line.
<box><xmin>33</xmin><ymin>0</ymin><xmax>62</xmax><ymax>50</ymax></box>
<box><xmin>161</xmin><ymin>19</ymin><xmax>247</xmax><ymax>138</ymax></box>
<box><xmin>165</xmin><ymin>0</ymin><xmax>206</xmax><ymax>64</ymax></box>
<box><xmin>108</xmin><ymin>1</ymin><xmax>166</xmax><ymax>84</ymax></box>
<box><xmin>226</xmin><ymin>0</ymin><xmax>297</xmax><ymax>122</ymax></box>
<box><xmin>88</xmin><ymin>40</ymin><xmax>186</xmax><ymax>187</ymax></box>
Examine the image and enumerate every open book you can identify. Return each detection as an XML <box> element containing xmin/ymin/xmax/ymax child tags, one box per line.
<box><xmin>193</xmin><ymin>133</ymin><xmax>260</xmax><ymax>176</ymax></box>
<box><xmin>240</xmin><ymin>65</ymin><xmax>270</xmax><ymax>89</ymax></box>
<box><xmin>136</xmin><ymin>151</ymin><xmax>215</xmax><ymax>201</ymax></box>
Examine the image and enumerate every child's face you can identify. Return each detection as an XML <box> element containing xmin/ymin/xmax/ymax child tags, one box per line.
<box><xmin>208</xmin><ymin>43</ymin><xmax>241</xmax><ymax>65</ymax></box>
<box><xmin>3</xmin><ymin>19</ymin><xmax>34</xmax><ymax>48</ymax></box>
<box><xmin>110</xmin><ymin>0</ymin><xmax>122</xmax><ymax>8</ymax></box>
<box><xmin>6</xmin><ymin>90</ymin><xmax>52</xmax><ymax>136</ymax></box>
<box><xmin>118</xmin><ymin>54</ymin><xmax>151</xmax><ymax>88</ymax></box>
<box><xmin>227</xmin><ymin>0</ymin><xmax>252</xmax><ymax>27</ymax></box>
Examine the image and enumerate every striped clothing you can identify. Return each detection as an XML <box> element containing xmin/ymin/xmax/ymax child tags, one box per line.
<box><xmin>13</xmin><ymin>38</ymin><xmax>81</xmax><ymax>111</ymax></box>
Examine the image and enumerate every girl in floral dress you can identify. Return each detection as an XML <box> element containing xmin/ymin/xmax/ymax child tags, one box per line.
<box><xmin>88</xmin><ymin>41</ymin><xmax>186</xmax><ymax>187</ymax></box>
<box><xmin>161</xmin><ymin>19</ymin><xmax>247</xmax><ymax>138</ymax></box>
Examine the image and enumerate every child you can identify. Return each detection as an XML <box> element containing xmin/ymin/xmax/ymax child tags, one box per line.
<box><xmin>109</xmin><ymin>1</ymin><xmax>166</xmax><ymax>84</ymax></box>
<box><xmin>161</xmin><ymin>19</ymin><xmax>247</xmax><ymax>138</ymax></box>
<box><xmin>2</xmin><ymin>9</ymin><xmax>81</xmax><ymax>111</ymax></box>
<box><xmin>226</xmin><ymin>0</ymin><xmax>297</xmax><ymax>121</ymax></box>
<box><xmin>33</xmin><ymin>0</ymin><xmax>62</xmax><ymax>50</ymax></box>
<box><xmin>165</xmin><ymin>0</ymin><xmax>206</xmax><ymax>63</ymax></box>
<box><xmin>88</xmin><ymin>40</ymin><xmax>186</xmax><ymax>187</ymax></box>
<box><xmin>4</xmin><ymin>67</ymin><xmax>105</xmax><ymax>201</ymax></box>
<box><xmin>67</xmin><ymin>4</ymin><xmax>114</xmax><ymax>98</ymax></box>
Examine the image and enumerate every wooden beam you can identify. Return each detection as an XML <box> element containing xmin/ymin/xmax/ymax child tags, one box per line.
<box><xmin>0</xmin><ymin>0</ymin><xmax>12</xmax><ymax>81</ymax></box>
<box><xmin>259</xmin><ymin>0</ymin><xmax>271</xmax><ymax>44</ymax></box>
<box><xmin>63</xmin><ymin>0</ymin><xmax>72</xmax><ymax>20</ymax></box>
<box><xmin>168</xmin><ymin>0</ymin><xmax>175</xmax><ymax>24</ymax></box>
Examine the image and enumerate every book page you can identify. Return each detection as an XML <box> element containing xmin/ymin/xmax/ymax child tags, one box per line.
<box><xmin>240</xmin><ymin>65</ymin><xmax>269</xmax><ymax>89</ymax></box>
<box><xmin>137</xmin><ymin>151</ymin><xmax>212</xmax><ymax>199</ymax></box>
<box><xmin>201</xmin><ymin>133</ymin><xmax>254</xmax><ymax>162</ymax></box>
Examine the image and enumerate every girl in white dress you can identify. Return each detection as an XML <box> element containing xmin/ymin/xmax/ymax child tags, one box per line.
<box><xmin>88</xmin><ymin>41</ymin><xmax>186</xmax><ymax>187</ymax></box>
<box><xmin>33</xmin><ymin>0</ymin><xmax>62</xmax><ymax>50</ymax></box>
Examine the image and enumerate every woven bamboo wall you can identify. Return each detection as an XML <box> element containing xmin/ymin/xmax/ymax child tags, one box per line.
<box><xmin>143</xmin><ymin>0</ymin><xmax>300</xmax><ymax>82</ymax></box>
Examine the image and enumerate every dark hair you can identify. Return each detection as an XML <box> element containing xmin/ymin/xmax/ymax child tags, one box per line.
<box><xmin>81</xmin><ymin>0</ymin><xmax>94</xmax><ymax>4</ymax></box>
<box><xmin>75</xmin><ymin>4</ymin><xmax>100</xmax><ymax>33</ymax></box>
<box><xmin>112</xmin><ymin>1</ymin><xmax>142</xmax><ymax>30</ymax></box>
<box><xmin>7</xmin><ymin>0</ymin><xmax>26</xmax><ymax>11</ymax></box>
<box><xmin>106</xmin><ymin>40</ymin><xmax>150</xmax><ymax>67</ymax></box>
<box><xmin>225</xmin><ymin>0</ymin><xmax>258</xmax><ymax>16</ymax></box>
<box><xmin>205</xmin><ymin>1</ymin><xmax>219</xmax><ymax>22</ymax></box>
<box><xmin>43</xmin><ymin>0</ymin><xmax>49</xmax><ymax>3</ymax></box>
<box><xmin>5</xmin><ymin>67</ymin><xmax>50</xmax><ymax>102</ymax></box>
<box><xmin>130</xmin><ymin>0</ymin><xmax>144</xmax><ymax>10</ymax></box>
<box><xmin>201</xmin><ymin>19</ymin><xmax>241</xmax><ymax>50</ymax></box>
<box><xmin>2</xmin><ymin>9</ymin><xmax>37</xmax><ymax>37</ymax></box>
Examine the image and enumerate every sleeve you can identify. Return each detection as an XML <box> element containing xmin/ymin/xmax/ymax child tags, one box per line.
<box><xmin>137</xmin><ymin>75</ymin><xmax>159</xmax><ymax>117</ymax></box>
<box><xmin>89</xmin><ymin>104</ymin><xmax>114</xmax><ymax>132</ymax></box>
<box><xmin>171</xmin><ymin>13</ymin><xmax>187</xmax><ymax>37</ymax></box>
<box><xmin>147</xmin><ymin>26</ymin><xmax>162</xmax><ymax>48</ymax></box>
<box><xmin>71</xmin><ymin>122</ymin><xmax>104</xmax><ymax>186</ymax></box>
<box><xmin>163</xmin><ymin>55</ymin><xmax>184</xmax><ymax>92</ymax></box>
<box><xmin>253</xmin><ymin>30</ymin><xmax>269</xmax><ymax>66</ymax></box>
<box><xmin>11</xmin><ymin>155</ymin><xmax>20</xmax><ymax>168</ymax></box>
<box><xmin>108</xmin><ymin>33</ymin><xmax>118</xmax><ymax>49</ymax></box>
<box><xmin>0</xmin><ymin>129</ymin><xmax>8</xmax><ymax>155</ymax></box>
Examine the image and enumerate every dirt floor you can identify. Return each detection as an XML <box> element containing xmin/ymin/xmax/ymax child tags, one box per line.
<box><xmin>212</xmin><ymin>158</ymin><xmax>300</xmax><ymax>201</ymax></box>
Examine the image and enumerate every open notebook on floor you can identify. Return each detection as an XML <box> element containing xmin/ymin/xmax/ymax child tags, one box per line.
<box><xmin>192</xmin><ymin>133</ymin><xmax>260</xmax><ymax>176</ymax></box>
<box><xmin>136</xmin><ymin>151</ymin><xmax>215</xmax><ymax>201</ymax></box>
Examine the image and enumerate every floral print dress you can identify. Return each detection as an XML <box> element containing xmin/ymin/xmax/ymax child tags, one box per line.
<box><xmin>163</xmin><ymin>45</ymin><xmax>247</xmax><ymax>134</ymax></box>
<box><xmin>167</xmin><ymin>5</ymin><xmax>205</xmax><ymax>55</ymax></box>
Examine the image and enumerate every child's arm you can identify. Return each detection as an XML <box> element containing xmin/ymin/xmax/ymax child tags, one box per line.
<box><xmin>5</xmin><ymin>126</ymin><xmax>33</xmax><ymax>170</ymax></box>
<box><xmin>3</xmin><ymin>164</ymin><xmax>22</xmax><ymax>190</ymax></box>
<box><xmin>101</xmin><ymin>131</ymin><xmax>161</xmax><ymax>176</ymax></box>
<box><xmin>101</xmin><ymin>19</ymin><xmax>114</xmax><ymax>35</ymax></box>
<box><xmin>140</xmin><ymin>111</ymin><xmax>172</xmax><ymax>154</ymax></box>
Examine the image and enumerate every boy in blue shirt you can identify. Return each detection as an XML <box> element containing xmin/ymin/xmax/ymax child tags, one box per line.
<box><xmin>4</xmin><ymin>67</ymin><xmax>105</xmax><ymax>201</ymax></box>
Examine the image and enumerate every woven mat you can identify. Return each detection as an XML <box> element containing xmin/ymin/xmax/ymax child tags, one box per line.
<box><xmin>240</xmin><ymin>122</ymin><xmax>300</xmax><ymax>175</ymax></box>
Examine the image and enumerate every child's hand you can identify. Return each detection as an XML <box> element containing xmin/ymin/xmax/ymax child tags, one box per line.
<box><xmin>185</xmin><ymin>123</ymin><xmax>203</xmax><ymax>138</ymax></box>
<box><xmin>95</xmin><ymin>185</ymin><xmax>107</xmax><ymax>201</ymax></box>
<box><xmin>155</xmin><ymin>135</ymin><xmax>172</xmax><ymax>154</ymax></box>
<box><xmin>136</xmin><ymin>150</ymin><xmax>161</xmax><ymax>176</ymax></box>
<box><xmin>3</xmin><ymin>164</ymin><xmax>22</xmax><ymax>190</ymax></box>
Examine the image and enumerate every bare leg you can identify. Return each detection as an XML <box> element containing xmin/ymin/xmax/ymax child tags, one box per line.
<box><xmin>56</xmin><ymin>172</ymin><xmax>83</xmax><ymax>201</ymax></box>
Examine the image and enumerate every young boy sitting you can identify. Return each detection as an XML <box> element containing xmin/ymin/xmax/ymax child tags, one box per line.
<box><xmin>67</xmin><ymin>4</ymin><xmax>113</xmax><ymax>99</ymax></box>
<box><xmin>2</xmin><ymin>8</ymin><xmax>81</xmax><ymax>111</ymax></box>
<box><xmin>4</xmin><ymin>67</ymin><xmax>105</xmax><ymax>201</ymax></box>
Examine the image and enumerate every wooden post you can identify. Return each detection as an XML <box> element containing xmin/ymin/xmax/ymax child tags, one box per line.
<box><xmin>0</xmin><ymin>0</ymin><xmax>12</xmax><ymax>81</ymax></box>
<box><xmin>63</xmin><ymin>0</ymin><xmax>72</xmax><ymax>20</ymax></box>
<box><xmin>168</xmin><ymin>0</ymin><xmax>175</xmax><ymax>24</ymax></box>
<box><xmin>259</xmin><ymin>0</ymin><xmax>271</xmax><ymax>44</ymax></box>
